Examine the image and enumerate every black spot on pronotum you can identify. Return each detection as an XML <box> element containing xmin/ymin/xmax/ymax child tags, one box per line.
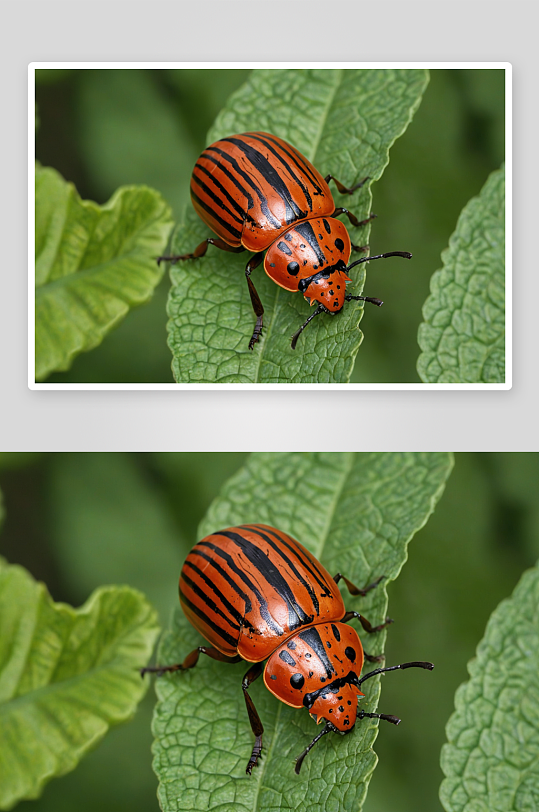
<box><xmin>331</xmin><ymin>624</ymin><xmax>341</xmax><ymax>642</ymax></box>
<box><xmin>290</xmin><ymin>673</ymin><xmax>305</xmax><ymax>690</ymax></box>
<box><xmin>277</xmin><ymin>241</ymin><xmax>292</xmax><ymax>256</ymax></box>
<box><xmin>323</xmin><ymin>219</ymin><xmax>331</xmax><ymax>234</ymax></box>
<box><xmin>270</xmin><ymin>674</ymin><xmax>277</xmax><ymax>680</ymax></box>
<box><xmin>287</xmin><ymin>261</ymin><xmax>300</xmax><ymax>276</ymax></box>
<box><xmin>287</xmin><ymin>640</ymin><xmax>297</xmax><ymax>650</ymax></box>
<box><xmin>335</xmin><ymin>238</ymin><xmax>344</xmax><ymax>251</ymax></box>
<box><xmin>279</xmin><ymin>650</ymin><xmax>296</xmax><ymax>666</ymax></box>
<box><xmin>345</xmin><ymin>647</ymin><xmax>356</xmax><ymax>662</ymax></box>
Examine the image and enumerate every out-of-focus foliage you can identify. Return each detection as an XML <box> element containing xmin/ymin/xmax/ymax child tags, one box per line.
<box><xmin>35</xmin><ymin>165</ymin><xmax>173</xmax><ymax>380</ymax></box>
<box><xmin>0</xmin><ymin>562</ymin><xmax>159</xmax><ymax>810</ymax></box>
<box><xmin>418</xmin><ymin>165</ymin><xmax>505</xmax><ymax>383</ymax></box>
<box><xmin>35</xmin><ymin>68</ymin><xmax>504</xmax><ymax>383</ymax></box>
<box><xmin>440</xmin><ymin>560</ymin><xmax>539</xmax><ymax>812</ymax></box>
<box><xmin>0</xmin><ymin>453</ymin><xmax>536</xmax><ymax>812</ymax></box>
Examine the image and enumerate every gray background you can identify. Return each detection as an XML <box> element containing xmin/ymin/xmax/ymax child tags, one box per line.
<box><xmin>3</xmin><ymin>0</ymin><xmax>534</xmax><ymax>450</ymax></box>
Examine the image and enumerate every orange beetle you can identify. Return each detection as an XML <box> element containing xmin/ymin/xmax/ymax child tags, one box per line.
<box><xmin>142</xmin><ymin>524</ymin><xmax>433</xmax><ymax>774</ymax></box>
<box><xmin>159</xmin><ymin>133</ymin><xmax>412</xmax><ymax>349</ymax></box>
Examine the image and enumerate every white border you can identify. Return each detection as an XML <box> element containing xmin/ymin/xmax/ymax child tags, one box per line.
<box><xmin>29</xmin><ymin>62</ymin><xmax>511</xmax><ymax>391</ymax></box>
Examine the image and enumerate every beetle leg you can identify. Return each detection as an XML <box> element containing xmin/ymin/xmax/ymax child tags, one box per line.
<box><xmin>363</xmin><ymin>651</ymin><xmax>385</xmax><ymax>663</ymax></box>
<box><xmin>245</xmin><ymin>252</ymin><xmax>265</xmax><ymax>350</ymax></box>
<box><xmin>242</xmin><ymin>661</ymin><xmax>265</xmax><ymax>774</ymax></box>
<box><xmin>335</xmin><ymin>574</ymin><xmax>392</xmax><ymax>633</ymax></box>
<box><xmin>333</xmin><ymin>208</ymin><xmax>377</xmax><ymax>228</ymax></box>
<box><xmin>324</xmin><ymin>175</ymin><xmax>370</xmax><ymax>195</ymax></box>
<box><xmin>334</xmin><ymin>573</ymin><xmax>385</xmax><ymax>597</ymax></box>
<box><xmin>157</xmin><ymin>238</ymin><xmax>245</xmax><ymax>266</ymax></box>
<box><xmin>140</xmin><ymin>646</ymin><xmax>241</xmax><ymax>677</ymax></box>
<box><xmin>342</xmin><ymin>610</ymin><xmax>394</xmax><ymax>634</ymax></box>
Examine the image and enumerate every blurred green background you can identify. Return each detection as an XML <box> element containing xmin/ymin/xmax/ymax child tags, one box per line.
<box><xmin>0</xmin><ymin>452</ymin><xmax>536</xmax><ymax>812</ymax></box>
<box><xmin>35</xmin><ymin>68</ymin><xmax>505</xmax><ymax>383</ymax></box>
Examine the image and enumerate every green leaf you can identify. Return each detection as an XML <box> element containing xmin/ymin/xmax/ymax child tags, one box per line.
<box><xmin>417</xmin><ymin>164</ymin><xmax>505</xmax><ymax>383</ymax></box>
<box><xmin>440</xmin><ymin>560</ymin><xmax>539</xmax><ymax>812</ymax></box>
<box><xmin>0</xmin><ymin>561</ymin><xmax>160</xmax><ymax>810</ymax></box>
<box><xmin>150</xmin><ymin>452</ymin><xmax>452</xmax><ymax>812</ymax></box>
<box><xmin>167</xmin><ymin>68</ymin><xmax>429</xmax><ymax>383</ymax></box>
<box><xmin>35</xmin><ymin>165</ymin><xmax>174</xmax><ymax>381</ymax></box>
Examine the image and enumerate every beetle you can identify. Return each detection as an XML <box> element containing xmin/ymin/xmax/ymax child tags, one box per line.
<box><xmin>158</xmin><ymin>132</ymin><xmax>412</xmax><ymax>349</ymax></box>
<box><xmin>141</xmin><ymin>523</ymin><xmax>433</xmax><ymax>775</ymax></box>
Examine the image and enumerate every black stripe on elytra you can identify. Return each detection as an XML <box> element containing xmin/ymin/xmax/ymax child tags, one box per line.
<box><xmin>206</xmin><ymin>146</ymin><xmax>282</xmax><ymax>229</ymax></box>
<box><xmin>245</xmin><ymin>133</ymin><xmax>314</xmax><ymax>211</ymax></box>
<box><xmin>192</xmin><ymin>168</ymin><xmax>245</xmax><ymax>226</ymax></box>
<box><xmin>179</xmin><ymin>586</ymin><xmax>238</xmax><ymax>648</ymax></box>
<box><xmin>190</xmin><ymin>189</ymin><xmax>242</xmax><ymax>240</ymax></box>
<box><xmin>240</xmin><ymin>525</ymin><xmax>321</xmax><ymax>615</ymax></box>
<box><xmin>191</xmin><ymin>177</ymin><xmax>243</xmax><ymax>227</ymax></box>
<box><xmin>181</xmin><ymin>570</ymin><xmax>240</xmax><ymax>633</ymax></box>
<box><xmin>200</xmin><ymin>152</ymin><xmax>255</xmax><ymax>213</ymax></box>
<box><xmin>221</xmin><ymin>137</ymin><xmax>307</xmax><ymax>226</ymax></box>
<box><xmin>194</xmin><ymin>163</ymin><xmax>259</xmax><ymax>228</ymax></box>
<box><xmin>298</xmin><ymin>627</ymin><xmax>335</xmax><ymax>679</ymax></box>
<box><xmin>294</xmin><ymin>221</ymin><xmax>327</xmax><ymax>266</ymax></box>
<box><xmin>217</xmin><ymin>530</ymin><xmax>314</xmax><ymax>630</ymax></box>
<box><xmin>258</xmin><ymin>133</ymin><xmax>326</xmax><ymax>197</ymax></box>
<box><xmin>183</xmin><ymin>559</ymin><xmax>256</xmax><ymax>633</ymax></box>
<box><xmin>189</xmin><ymin>547</ymin><xmax>253</xmax><ymax>616</ymax></box>
<box><xmin>199</xmin><ymin>539</ymin><xmax>284</xmax><ymax>636</ymax></box>
<box><xmin>250</xmin><ymin>525</ymin><xmax>334</xmax><ymax>599</ymax></box>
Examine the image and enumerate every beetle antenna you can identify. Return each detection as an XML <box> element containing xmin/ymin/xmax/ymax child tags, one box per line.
<box><xmin>357</xmin><ymin>661</ymin><xmax>434</xmax><ymax>688</ymax></box>
<box><xmin>346</xmin><ymin>251</ymin><xmax>412</xmax><ymax>272</ymax></box>
<box><xmin>345</xmin><ymin>294</ymin><xmax>384</xmax><ymax>307</ymax></box>
<box><xmin>291</xmin><ymin>304</ymin><xmax>325</xmax><ymax>350</ymax></box>
<box><xmin>295</xmin><ymin>721</ymin><xmax>335</xmax><ymax>774</ymax></box>
<box><xmin>358</xmin><ymin>709</ymin><xmax>401</xmax><ymax>726</ymax></box>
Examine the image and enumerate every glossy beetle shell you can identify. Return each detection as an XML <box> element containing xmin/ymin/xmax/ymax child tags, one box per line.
<box><xmin>188</xmin><ymin>132</ymin><xmax>359</xmax><ymax>312</ymax></box>
<box><xmin>179</xmin><ymin>524</ymin><xmax>345</xmax><ymax>662</ymax></box>
<box><xmin>190</xmin><ymin>132</ymin><xmax>335</xmax><ymax>253</ymax></box>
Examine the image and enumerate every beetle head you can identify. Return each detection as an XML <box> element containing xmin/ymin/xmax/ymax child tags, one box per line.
<box><xmin>263</xmin><ymin>622</ymin><xmax>365</xmax><ymax>731</ymax></box>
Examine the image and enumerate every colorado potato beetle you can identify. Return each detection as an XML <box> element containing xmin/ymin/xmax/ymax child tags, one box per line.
<box><xmin>159</xmin><ymin>132</ymin><xmax>412</xmax><ymax>349</ymax></box>
<box><xmin>142</xmin><ymin>524</ymin><xmax>433</xmax><ymax>775</ymax></box>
